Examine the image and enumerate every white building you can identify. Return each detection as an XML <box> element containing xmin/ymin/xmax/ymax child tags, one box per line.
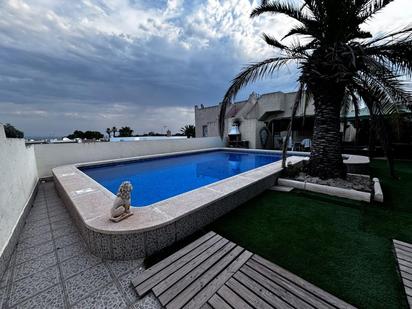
<box><xmin>195</xmin><ymin>91</ymin><xmax>315</xmax><ymax>149</ymax></box>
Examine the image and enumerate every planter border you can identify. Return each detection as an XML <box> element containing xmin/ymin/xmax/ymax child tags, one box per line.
<box><xmin>278</xmin><ymin>177</ymin><xmax>383</xmax><ymax>203</ymax></box>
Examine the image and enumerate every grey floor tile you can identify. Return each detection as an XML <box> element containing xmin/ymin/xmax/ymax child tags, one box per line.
<box><xmin>49</xmin><ymin>213</ymin><xmax>71</xmax><ymax>224</ymax></box>
<box><xmin>17</xmin><ymin>231</ymin><xmax>53</xmax><ymax>251</ymax></box>
<box><xmin>8</xmin><ymin>265</ymin><xmax>60</xmax><ymax>306</ymax></box>
<box><xmin>26</xmin><ymin>211</ymin><xmax>49</xmax><ymax>223</ymax></box>
<box><xmin>54</xmin><ymin>232</ymin><xmax>81</xmax><ymax>249</ymax></box>
<box><xmin>51</xmin><ymin>219</ymin><xmax>75</xmax><ymax>232</ymax></box>
<box><xmin>72</xmin><ymin>283</ymin><xmax>128</xmax><ymax>309</ymax></box>
<box><xmin>0</xmin><ymin>267</ymin><xmax>11</xmax><ymax>289</ymax></box>
<box><xmin>24</xmin><ymin>216</ymin><xmax>50</xmax><ymax>228</ymax></box>
<box><xmin>118</xmin><ymin>267</ymin><xmax>144</xmax><ymax>304</ymax></box>
<box><xmin>12</xmin><ymin>283</ymin><xmax>65</xmax><ymax>309</ymax></box>
<box><xmin>31</xmin><ymin>202</ymin><xmax>47</xmax><ymax>210</ymax></box>
<box><xmin>15</xmin><ymin>241</ymin><xmax>55</xmax><ymax>265</ymax></box>
<box><xmin>60</xmin><ymin>254</ymin><xmax>102</xmax><ymax>279</ymax></box>
<box><xmin>131</xmin><ymin>293</ymin><xmax>162</xmax><ymax>309</ymax></box>
<box><xmin>48</xmin><ymin>206</ymin><xmax>68</xmax><ymax>215</ymax></box>
<box><xmin>56</xmin><ymin>242</ymin><xmax>87</xmax><ymax>263</ymax></box>
<box><xmin>106</xmin><ymin>259</ymin><xmax>144</xmax><ymax>278</ymax></box>
<box><xmin>47</xmin><ymin>201</ymin><xmax>64</xmax><ymax>208</ymax></box>
<box><xmin>64</xmin><ymin>263</ymin><xmax>112</xmax><ymax>305</ymax></box>
<box><xmin>0</xmin><ymin>287</ymin><xmax>6</xmax><ymax>308</ymax></box>
<box><xmin>52</xmin><ymin>226</ymin><xmax>78</xmax><ymax>240</ymax></box>
<box><xmin>13</xmin><ymin>251</ymin><xmax>57</xmax><ymax>281</ymax></box>
<box><xmin>19</xmin><ymin>223</ymin><xmax>51</xmax><ymax>240</ymax></box>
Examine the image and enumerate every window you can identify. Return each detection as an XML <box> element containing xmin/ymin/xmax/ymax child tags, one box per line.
<box><xmin>202</xmin><ymin>125</ymin><xmax>208</xmax><ymax>137</ymax></box>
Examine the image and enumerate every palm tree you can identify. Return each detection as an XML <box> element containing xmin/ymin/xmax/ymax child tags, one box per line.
<box><xmin>111</xmin><ymin>126</ymin><xmax>117</xmax><ymax>138</ymax></box>
<box><xmin>219</xmin><ymin>0</ymin><xmax>412</xmax><ymax>179</ymax></box>
<box><xmin>106</xmin><ymin>128</ymin><xmax>111</xmax><ymax>138</ymax></box>
<box><xmin>180</xmin><ymin>125</ymin><xmax>196</xmax><ymax>138</ymax></box>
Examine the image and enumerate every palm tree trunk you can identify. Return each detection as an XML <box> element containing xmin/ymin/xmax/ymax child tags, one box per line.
<box><xmin>308</xmin><ymin>96</ymin><xmax>346</xmax><ymax>179</ymax></box>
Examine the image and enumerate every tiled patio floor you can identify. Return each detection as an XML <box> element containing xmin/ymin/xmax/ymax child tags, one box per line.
<box><xmin>0</xmin><ymin>182</ymin><xmax>162</xmax><ymax>309</ymax></box>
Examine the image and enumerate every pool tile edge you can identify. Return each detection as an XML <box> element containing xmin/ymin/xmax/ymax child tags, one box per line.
<box><xmin>53</xmin><ymin>151</ymin><xmax>305</xmax><ymax>259</ymax></box>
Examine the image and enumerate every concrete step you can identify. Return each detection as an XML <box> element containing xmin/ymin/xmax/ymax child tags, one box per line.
<box><xmin>269</xmin><ymin>185</ymin><xmax>294</xmax><ymax>192</ymax></box>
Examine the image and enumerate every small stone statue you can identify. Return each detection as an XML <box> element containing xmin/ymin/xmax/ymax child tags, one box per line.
<box><xmin>110</xmin><ymin>181</ymin><xmax>134</xmax><ymax>222</ymax></box>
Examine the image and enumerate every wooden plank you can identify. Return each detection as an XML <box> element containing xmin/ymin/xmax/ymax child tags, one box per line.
<box><xmin>404</xmin><ymin>285</ymin><xmax>412</xmax><ymax>297</ymax></box>
<box><xmin>395</xmin><ymin>247</ymin><xmax>412</xmax><ymax>260</ymax></box>
<box><xmin>402</xmin><ymin>278</ymin><xmax>412</xmax><ymax>289</ymax></box>
<box><xmin>217</xmin><ymin>285</ymin><xmax>253</xmax><ymax>309</ymax></box>
<box><xmin>132</xmin><ymin>231</ymin><xmax>215</xmax><ymax>287</ymax></box>
<box><xmin>398</xmin><ymin>258</ymin><xmax>412</xmax><ymax>270</ymax></box>
<box><xmin>207</xmin><ymin>294</ymin><xmax>232</xmax><ymax>309</ymax></box>
<box><xmin>234</xmin><ymin>269</ymin><xmax>296</xmax><ymax>309</ymax></box>
<box><xmin>399</xmin><ymin>264</ymin><xmax>412</xmax><ymax>276</ymax></box>
<box><xmin>407</xmin><ymin>296</ymin><xmax>412</xmax><ymax>308</ymax></box>
<box><xmin>225</xmin><ymin>278</ymin><xmax>272</xmax><ymax>309</ymax></box>
<box><xmin>135</xmin><ymin>234</ymin><xmax>222</xmax><ymax>296</ymax></box>
<box><xmin>165</xmin><ymin>245</ymin><xmax>245</xmax><ymax>309</ymax></box>
<box><xmin>396</xmin><ymin>245</ymin><xmax>412</xmax><ymax>257</ymax></box>
<box><xmin>182</xmin><ymin>250</ymin><xmax>253</xmax><ymax>309</ymax></box>
<box><xmin>247</xmin><ymin>260</ymin><xmax>333</xmax><ymax>309</ymax></box>
<box><xmin>158</xmin><ymin>241</ymin><xmax>237</xmax><ymax>305</ymax></box>
<box><xmin>251</xmin><ymin>255</ymin><xmax>356</xmax><ymax>309</ymax></box>
<box><xmin>395</xmin><ymin>244</ymin><xmax>412</xmax><ymax>255</ymax></box>
<box><xmin>394</xmin><ymin>239</ymin><xmax>412</xmax><ymax>250</ymax></box>
<box><xmin>241</xmin><ymin>264</ymin><xmax>320</xmax><ymax>309</ymax></box>
<box><xmin>153</xmin><ymin>238</ymin><xmax>229</xmax><ymax>296</ymax></box>
<box><xmin>201</xmin><ymin>303</ymin><xmax>213</xmax><ymax>309</ymax></box>
<box><xmin>400</xmin><ymin>269</ymin><xmax>412</xmax><ymax>282</ymax></box>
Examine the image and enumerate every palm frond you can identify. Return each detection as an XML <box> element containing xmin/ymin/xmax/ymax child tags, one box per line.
<box><xmin>365</xmin><ymin>26</ymin><xmax>412</xmax><ymax>47</ymax></box>
<box><xmin>282</xmin><ymin>26</ymin><xmax>312</xmax><ymax>40</ymax></box>
<box><xmin>367</xmin><ymin>38</ymin><xmax>412</xmax><ymax>76</ymax></box>
<box><xmin>358</xmin><ymin>0</ymin><xmax>395</xmax><ymax>23</ymax></box>
<box><xmin>251</xmin><ymin>1</ymin><xmax>309</xmax><ymax>23</ymax></box>
<box><xmin>262</xmin><ymin>33</ymin><xmax>287</xmax><ymax>50</ymax></box>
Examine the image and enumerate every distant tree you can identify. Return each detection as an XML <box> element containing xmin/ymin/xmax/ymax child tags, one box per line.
<box><xmin>180</xmin><ymin>125</ymin><xmax>195</xmax><ymax>138</ymax></box>
<box><xmin>4</xmin><ymin>123</ymin><xmax>24</xmax><ymax>138</ymax></box>
<box><xmin>67</xmin><ymin>130</ymin><xmax>84</xmax><ymax>139</ymax></box>
<box><xmin>106</xmin><ymin>128</ymin><xmax>111</xmax><ymax>138</ymax></box>
<box><xmin>118</xmin><ymin>126</ymin><xmax>134</xmax><ymax>137</ymax></box>
<box><xmin>67</xmin><ymin>130</ymin><xmax>103</xmax><ymax>140</ymax></box>
<box><xmin>84</xmin><ymin>131</ymin><xmax>103</xmax><ymax>139</ymax></box>
<box><xmin>112</xmin><ymin>126</ymin><xmax>117</xmax><ymax>137</ymax></box>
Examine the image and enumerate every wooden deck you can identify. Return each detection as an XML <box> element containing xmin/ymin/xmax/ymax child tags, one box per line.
<box><xmin>132</xmin><ymin>231</ymin><xmax>356</xmax><ymax>309</ymax></box>
<box><xmin>394</xmin><ymin>239</ymin><xmax>412</xmax><ymax>308</ymax></box>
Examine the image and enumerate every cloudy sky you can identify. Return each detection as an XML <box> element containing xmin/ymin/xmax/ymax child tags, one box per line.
<box><xmin>0</xmin><ymin>0</ymin><xmax>411</xmax><ymax>137</ymax></box>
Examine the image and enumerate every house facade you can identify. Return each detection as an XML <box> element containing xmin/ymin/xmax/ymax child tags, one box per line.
<box><xmin>195</xmin><ymin>91</ymin><xmax>315</xmax><ymax>149</ymax></box>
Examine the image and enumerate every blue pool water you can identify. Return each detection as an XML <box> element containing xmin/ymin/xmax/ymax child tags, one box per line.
<box><xmin>81</xmin><ymin>150</ymin><xmax>282</xmax><ymax>207</ymax></box>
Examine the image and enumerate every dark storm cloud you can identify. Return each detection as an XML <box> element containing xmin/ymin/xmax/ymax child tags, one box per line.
<box><xmin>0</xmin><ymin>0</ymin><xmax>408</xmax><ymax>136</ymax></box>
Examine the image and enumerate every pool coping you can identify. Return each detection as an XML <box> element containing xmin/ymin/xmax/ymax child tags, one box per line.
<box><xmin>52</xmin><ymin>148</ymin><xmax>367</xmax><ymax>259</ymax></box>
<box><xmin>53</xmin><ymin>148</ymin><xmax>306</xmax><ymax>236</ymax></box>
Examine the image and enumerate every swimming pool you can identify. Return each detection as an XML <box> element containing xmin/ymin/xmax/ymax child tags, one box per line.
<box><xmin>80</xmin><ymin>150</ymin><xmax>282</xmax><ymax>206</ymax></box>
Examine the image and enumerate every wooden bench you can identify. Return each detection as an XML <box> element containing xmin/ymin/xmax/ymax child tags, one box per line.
<box><xmin>132</xmin><ymin>231</ymin><xmax>356</xmax><ymax>309</ymax></box>
<box><xmin>394</xmin><ymin>239</ymin><xmax>412</xmax><ymax>308</ymax></box>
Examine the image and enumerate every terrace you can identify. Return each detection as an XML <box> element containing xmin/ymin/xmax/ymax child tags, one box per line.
<box><xmin>1</xmin><ymin>123</ymin><xmax>412</xmax><ymax>309</ymax></box>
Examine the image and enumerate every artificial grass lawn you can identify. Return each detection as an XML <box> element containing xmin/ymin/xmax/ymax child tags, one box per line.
<box><xmin>208</xmin><ymin>159</ymin><xmax>412</xmax><ymax>309</ymax></box>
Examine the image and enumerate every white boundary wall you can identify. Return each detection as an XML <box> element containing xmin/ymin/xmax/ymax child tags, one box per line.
<box><xmin>34</xmin><ymin>137</ymin><xmax>224</xmax><ymax>178</ymax></box>
<box><xmin>0</xmin><ymin>126</ymin><xmax>38</xmax><ymax>258</ymax></box>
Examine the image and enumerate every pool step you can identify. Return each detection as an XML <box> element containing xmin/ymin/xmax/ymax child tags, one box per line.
<box><xmin>269</xmin><ymin>185</ymin><xmax>294</xmax><ymax>192</ymax></box>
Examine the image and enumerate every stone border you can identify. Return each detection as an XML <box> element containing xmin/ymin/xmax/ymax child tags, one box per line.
<box><xmin>53</xmin><ymin>148</ymin><xmax>306</xmax><ymax>260</ymax></box>
<box><xmin>277</xmin><ymin>175</ymin><xmax>383</xmax><ymax>203</ymax></box>
<box><xmin>372</xmin><ymin>177</ymin><xmax>384</xmax><ymax>203</ymax></box>
<box><xmin>278</xmin><ymin>178</ymin><xmax>372</xmax><ymax>202</ymax></box>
